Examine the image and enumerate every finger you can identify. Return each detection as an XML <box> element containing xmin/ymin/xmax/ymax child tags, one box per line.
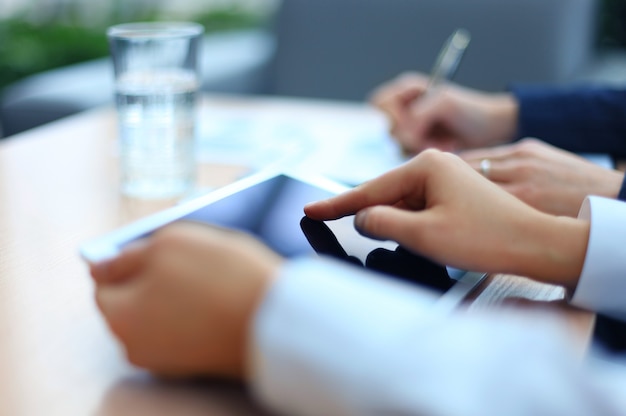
<box><xmin>498</xmin><ymin>183</ymin><xmax>528</xmax><ymax>203</ymax></box>
<box><xmin>370</xmin><ymin>72</ymin><xmax>429</xmax><ymax>107</ymax></box>
<box><xmin>393</xmin><ymin>126</ymin><xmax>421</xmax><ymax>156</ymax></box>
<box><xmin>354</xmin><ymin>205</ymin><xmax>427</xmax><ymax>250</ymax></box>
<box><xmin>404</xmin><ymin>94</ymin><xmax>451</xmax><ymax>153</ymax></box>
<box><xmin>378</xmin><ymin>88</ymin><xmax>424</xmax><ymax>148</ymax></box>
<box><xmin>305</xmin><ymin>163</ymin><xmax>423</xmax><ymax>220</ymax></box>
<box><xmin>373</xmin><ymin>84</ymin><xmax>423</xmax><ymax>111</ymax></box>
<box><xmin>372</xmin><ymin>75</ymin><xmax>429</xmax><ymax>140</ymax></box>
<box><xmin>457</xmin><ymin>143</ymin><xmax>524</xmax><ymax>163</ymax></box>
<box><xmin>94</xmin><ymin>282</ymin><xmax>138</xmax><ymax>338</ymax></box>
<box><xmin>464</xmin><ymin>158</ymin><xmax>522</xmax><ymax>183</ymax></box>
<box><xmin>90</xmin><ymin>239</ymin><xmax>150</xmax><ymax>285</ymax></box>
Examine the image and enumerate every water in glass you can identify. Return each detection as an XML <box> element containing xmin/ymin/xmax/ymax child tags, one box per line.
<box><xmin>116</xmin><ymin>69</ymin><xmax>198</xmax><ymax>199</ymax></box>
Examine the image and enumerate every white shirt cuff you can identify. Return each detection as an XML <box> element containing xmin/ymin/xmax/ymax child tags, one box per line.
<box><xmin>573</xmin><ymin>196</ymin><xmax>626</xmax><ymax>320</ymax></box>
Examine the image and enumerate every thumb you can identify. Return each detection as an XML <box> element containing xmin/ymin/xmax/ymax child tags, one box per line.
<box><xmin>355</xmin><ymin>206</ymin><xmax>425</xmax><ymax>249</ymax></box>
<box><xmin>90</xmin><ymin>239</ymin><xmax>149</xmax><ymax>285</ymax></box>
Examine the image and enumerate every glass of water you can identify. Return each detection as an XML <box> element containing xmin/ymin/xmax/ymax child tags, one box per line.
<box><xmin>107</xmin><ymin>22</ymin><xmax>204</xmax><ymax>199</ymax></box>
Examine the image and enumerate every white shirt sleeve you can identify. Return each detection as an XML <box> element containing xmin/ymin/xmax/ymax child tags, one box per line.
<box><xmin>572</xmin><ymin>196</ymin><xmax>626</xmax><ymax>320</ymax></box>
<box><xmin>250</xmin><ymin>256</ymin><xmax>626</xmax><ymax>416</ymax></box>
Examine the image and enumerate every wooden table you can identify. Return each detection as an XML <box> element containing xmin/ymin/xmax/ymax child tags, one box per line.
<box><xmin>0</xmin><ymin>94</ymin><xmax>593</xmax><ymax>415</ymax></box>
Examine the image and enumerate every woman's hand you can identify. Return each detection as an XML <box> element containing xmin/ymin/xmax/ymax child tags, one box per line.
<box><xmin>90</xmin><ymin>222</ymin><xmax>283</xmax><ymax>379</ymax></box>
<box><xmin>305</xmin><ymin>149</ymin><xmax>589</xmax><ymax>290</ymax></box>
<box><xmin>459</xmin><ymin>138</ymin><xmax>624</xmax><ymax>217</ymax></box>
<box><xmin>370</xmin><ymin>72</ymin><xmax>518</xmax><ymax>154</ymax></box>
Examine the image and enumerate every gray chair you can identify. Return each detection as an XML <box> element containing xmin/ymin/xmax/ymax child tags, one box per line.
<box><xmin>0</xmin><ymin>0</ymin><xmax>610</xmax><ymax>137</ymax></box>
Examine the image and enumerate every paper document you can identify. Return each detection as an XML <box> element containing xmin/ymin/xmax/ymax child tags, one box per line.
<box><xmin>197</xmin><ymin>103</ymin><xmax>407</xmax><ymax>185</ymax></box>
<box><xmin>197</xmin><ymin>102</ymin><xmax>615</xmax><ymax>186</ymax></box>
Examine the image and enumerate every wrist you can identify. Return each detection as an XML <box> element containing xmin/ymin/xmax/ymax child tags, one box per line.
<box><xmin>513</xmin><ymin>212</ymin><xmax>589</xmax><ymax>292</ymax></box>
<box><xmin>487</xmin><ymin>94</ymin><xmax>519</xmax><ymax>145</ymax></box>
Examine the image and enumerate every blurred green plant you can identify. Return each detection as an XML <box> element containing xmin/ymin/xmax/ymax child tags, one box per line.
<box><xmin>0</xmin><ymin>19</ymin><xmax>110</xmax><ymax>91</ymax></box>
<box><xmin>0</xmin><ymin>5</ymin><xmax>265</xmax><ymax>92</ymax></box>
<box><xmin>194</xmin><ymin>7</ymin><xmax>266</xmax><ymax>33</ymax></box>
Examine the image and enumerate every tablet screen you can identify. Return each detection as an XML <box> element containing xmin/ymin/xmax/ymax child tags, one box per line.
<box><xmin>183</xmin><ymin>174</ymin><xmax>332</xmax><ymax>257</ymax></box>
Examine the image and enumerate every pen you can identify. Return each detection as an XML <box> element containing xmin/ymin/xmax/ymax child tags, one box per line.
<box><xmin>400</xmin><ymin>28</ymin><xmax>470</xmax><ymax>157</ymax></box>
<box><xmin>426</xmin><ymin>28</ymin><xmax>471</xmax><ymax>94</ymax></box>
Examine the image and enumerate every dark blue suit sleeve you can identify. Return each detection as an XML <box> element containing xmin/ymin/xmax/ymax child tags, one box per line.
<box><xmin>511</xmin><ymin>85</ymin><xmax>626</xmax><ymax>158</ymax></box>
<box><xmin>510</xmin><ymin>87</ymin><xmax>626</xmax><ymax>348</ymax></box>
<box><xmin>506</xmin><ymin>86</ymin><xmax>626</xmax><ymax>347</ymax></box>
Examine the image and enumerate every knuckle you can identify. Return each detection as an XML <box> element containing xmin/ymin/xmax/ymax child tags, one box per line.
<box><xmin>515</xmin><ymin>159</ymin><xmax>541</xmax><ymax>178</ymax></box>
<box><xmin>516</xmin><ymin>163</ymin><xmax>533</xmax><ymax>177</ymax></box>
<box><xmin>514</xmin><ymin>139</ymin><xmax>540</xmax><ymax>156</ymax></box>
<box><xmin>397</xmin><ymin>71</ymin><xmax>420</xmax><ymax>84</ymax></box>
<box><xmin>417</xmin><ymin>148</ymin><xmax>442</xmax><ymax>161</ymax></box>
<box><xmin>417</xmin><ymin>148</ymin><xmax>458</xmax><ymax>167</ymax></box>
<box><xmin>519</xmin><ymin>137</ymin><xmax>540</xmax><ymax>145</ymax></box>
<box><xmin>510</xmin><ymin>141</ymin><xmax>527</xmax><ymax>155</ymax></box>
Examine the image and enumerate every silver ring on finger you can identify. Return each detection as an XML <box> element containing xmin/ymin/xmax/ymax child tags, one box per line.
<box><xmin>480</xmin><ymin>159</ymin><xmax>491</xmax><ymax>179</ymax></box>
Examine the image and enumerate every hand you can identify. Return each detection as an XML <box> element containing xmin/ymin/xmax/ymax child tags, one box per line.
<box><xmin>370</xmin><ymin>72</ymin><xmax>519</xmax><ymax>154</ymax></box>
<box><xmin>305</xmin><ymin>149</ymin><xmax>589</xmax><ymax>290</ymax></box>
<box><xmin>459</xmin><ymin>138</ymin><xmax>624</xmax><ymax>217</ymax></box>
<box><xmin>90</xmin><ymin>222</ymin><xmax>283</xmax><ymax>379</ymax></box>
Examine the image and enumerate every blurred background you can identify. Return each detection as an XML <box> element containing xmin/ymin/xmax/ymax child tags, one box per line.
<box><xmin>1</xmin><ymin>0</ymin><xmax>626</xmax><ymax>138</ymax></box>
<box><xmin>0</xmin><ymin>0</ymin><xmax>276</xmax><ymax>92</ymax></box>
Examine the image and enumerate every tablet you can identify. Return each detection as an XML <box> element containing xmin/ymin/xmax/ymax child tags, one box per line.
<box><xmin>81</xmin><ymin>169</ymin><xmax>486</xmax><ymax>306</ymax></box>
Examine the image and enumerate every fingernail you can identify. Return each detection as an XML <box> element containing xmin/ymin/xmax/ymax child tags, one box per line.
<box><xmin>354</xmin><ymin>209</ymin><xmax>386</xmax><ymax>241</ymax></box>
<box><xmin>355</xmin><ymin>209</ymin><xmax>369</xmax><ymax>230</ymax></box>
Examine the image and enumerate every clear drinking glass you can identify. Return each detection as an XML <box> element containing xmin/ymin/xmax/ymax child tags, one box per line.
<box><xmin>107</xmin><ymin>22</ymin><xmax>204</xmax><ymax>199</ymax></box>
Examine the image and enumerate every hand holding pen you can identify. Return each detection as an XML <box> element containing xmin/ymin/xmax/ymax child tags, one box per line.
<box><xmin>405</xmin><ymin>29</ymin><xmax>470</xmax><ymax>155</ymax></box>
<box><xmin>369</xmin><ymin>29</ymin><xmax>516</xmax><ymax>155</ymax></box>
